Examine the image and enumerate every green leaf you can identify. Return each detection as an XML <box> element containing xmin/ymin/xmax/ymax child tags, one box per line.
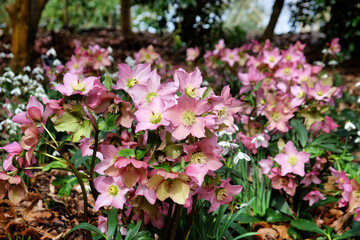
<box><xmin>107</xmin><ymin>208</ymin><xmax>118</xmax><ymax>239</ymax></box>
<box><xmin>265</xmin><ymin>208</ymin><xmax>292</xmax><ymax>222</ymax></box>
<box><xmin>290</xmin><ymin>219</ymin><xmax>327</xmax><ymax>235</ymax></box>
<box><xmin>152</xmin><ymin>164</ymin><xmax>171</xmax><ymax>172</ymax></box>
<box><xmin>287</xmin><ymin>225</ymin><xmax>302</xmax><ymax>240</ymax></box>
<box><xmin>52</xmin><ymin>175</ymin><xmax>79</xmax><ymax>197</ymax></box>
<box><xmin>125</xmin><ymin>221</ymin><xmax>141</xmax><ymax>240</ymax></box>
<box><xmin>290</xmin><ymin>119</ymin><xmax>308</xmax><ymax>148</ymax></box>
<box><xmin>334</xmin><ymin>224</ymin><xmax>360</xmax><ymax>239</ymax></box>
<box><xmin>72</xmin><ymin>120</ymin><xmax>92</xmax><ymax>142</ymax></box>
<box><xmin>171</xmin><ymin>163</ymin><xmax>182</xmax><ymax>172</ymax></box>
<box><xmin>66</xmin><ymin>222</ymin><xmax>106</xmax><ymax>238</ymax></box>
<box><xmin>136</xmin><ymin>149</ymin><xmax>148</xmax><ymax>160</ymax></box>
<box><xmin>42</xmin><ymin>160</ymin><xmax>67</xmax><ymax>172</ymax></box>
<box><xmin>233</xmin><ymin>232</ymin><xmax>258</xmax><ymax>240</ymax></box>
<box><xmin>104</xmin><ymin>73</ymin><xmax>113</xmax><ymax>91</ymax></box>
<box><xmin>99</xmin><ymin>113</ymin><xmax>119</xmax><ymax>132</ymax></box>
<box><xmin>253</xmin><ymin>79</ymin><xmax>263</xmax><ymax>91</ymax></box>
<box><xmin>54</xmin><ymin>112</ymin><xmax>79</xmax><ymax>132</ymax></box>
<box><xmin>270</xmin><ymin>194</ymin><xmax>293</xmax><ymax>217</ymax></box>
<box><xmin>202</xmin><ymin>87</ymin><xmax>212</xmax><ymax>99</ymax></box>
<box><xmin>70</xmin><ymin>149</ymin><xmax>89</xmax><ymax>169</ymax></box>
<box><xmin>118</xmin><ymin>149</ymin><xmax>136</xmax><ymax>158</ymax></box>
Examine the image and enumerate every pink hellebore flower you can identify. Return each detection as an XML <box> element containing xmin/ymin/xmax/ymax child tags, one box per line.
<box><xmin>303</xmin><ymin>190</ymin><xmax>326</xmax><ymax>206</ymax></box>
<box><xmin>355</xmin><ymin>208</ymin><xmax>360</xmax><ymax>221</ymax></box>
<box><xmin>308</xmin><ymin>82</ymin><xmax>331</xmax><ymax>102</ymax></box>
<box><xmin>105</xmin><ymin>156</ymin><xmax>148</xmax><ymax>188</ymax></box>
<box><xmin>329</xmin><ymin>38</ymin><xmax>341</xmax><ymax>56</ymax></box>
<box><xmin>54</xmin><ymin>73</ymin><xmax>98</xmax><ymax>96</ymax></box>
<box><xmin>0</xmin><ymin>172</ymin><xmax>27</xmax><ymax>204</ymax></box>
<box><xmin>201</xmin><ymin>178</ymin><xmax>242</xmax><ymax>213</ymax></box>
<box><xmin>130</xmin><ymin>70</ymin><xmax>177</xmax><ymax>108</ymax></box>
<box><xmin>1</xmin><ymin>142</ymin><xmax>23</xmax><ymax>171</ymax></box>
<box><xmin>186</xmin><ymin>47</ymin><xmax>200</xmax><ymax>62</ymax></box>
<box><xmin>94</xmin><ymin>176</ymin><xmax>129</xmax><ymax>210</ymax></box>
<box><xmin>113</xmin><ymin>63</ymin><xmax>151</xmax><ymax>91</ymax></box>
<box><xmin>184</xmin><ymin>136</ymin><xmax>224</xmax><ymax>186</ymax></box>
<box><xmin>163</xmin><ymin>95</ymin><xmax>211</xmax><ymax>140</ymax></box>
<box><xmin>300</xmin><ymin>171</ymin><xmax>321</xmax><ymax>187</ymax></box>
<box><xmin>134</xmin><ymin>96</ymin><xmax>170</xmax><ymax>132</ymax></box>
<box><xmin>213</xmin><ymin>39</ymin><xmax>225</xmax><ymax>55</ymax></box>
<box><xmin>264</xmin><ymin>102</ymin><xmax>294</xmax><ymax>133</ymax></box>
<box><xmin>174</xmin><ymin>68</ymin><xmax>204</xmax><ymax>99</ymax></box>
<box><xmin>12</xmin><ymin>95</ymin><xmax>53</xmax><ymax>131</ymax></box>
<box><xmin>268</xmin><ymin>168</ymin><xmax>297</xmax><ymax>196</ymax></box>
<box><xmin>259</xmin><ymin>157</ymin><xmax>273</xmax><ymax>175</ymax></box>
<box><xmin>238</xmin><ymin>67</ymin><xmax>263</xmax><ymax>94</ymax></box>
<box><xmin>146</xmin><ymin>169</ymin><xmax>190</xmax><ymax>205</ymax></box>
<box><xmin>89</xmin><ymin>44</ymin><xmax>111</xmax><ymax>70</ymax></box>
<box><xmin>66</xmin><ymin>55</ymin><xmax>84</xmax><ymax>74</ymax></box>
<box><xmin>19</xmin><ymin>125</ymin><xmax>39</xmax><ymax>165</ymax></box>
<box><xmin>263</xmin><ymin>48</ymin><xmax>281</xmax><ymax>69</ymax></box>
<box><xmin>221</xmin><ymin>48</ymin><xmax>240</xmax><ymax>67</ymax></box>
<box><xmin>274</xmin><ymin>141</ymin><xmax>310</xmax><ymax>177</ymax></box>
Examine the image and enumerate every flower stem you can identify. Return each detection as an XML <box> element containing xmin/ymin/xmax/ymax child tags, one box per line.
<box><xmin>170</xmin><ymin>204</ymin><xmax>182</xmax><ymax>240</ymax></box>
<box><xmin>40</xmin><ymin>122</ymin><xmax>59</xmax><ymax>148</ymax></box>
<box><xmin>89</xmin><ymin>128</ymin><xmax>99</xmax><ymax>200</ymax></box>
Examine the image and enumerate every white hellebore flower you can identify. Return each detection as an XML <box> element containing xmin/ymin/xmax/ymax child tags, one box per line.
<box><xmin>233</xmin><ymin>151</ymin><xmax>251</xmax><ymax>164</ymax></box>
<box><xmin>344</xmin><ymin>121</ymin><xmax>356</xmax><ymax>131</ymax></box>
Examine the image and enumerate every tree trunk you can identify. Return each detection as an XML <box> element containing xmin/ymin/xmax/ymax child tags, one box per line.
<box><xmin>7</xmin><ymin>0</ymin><xmax>48</xmax><ymax>72</ymax></box>
<box><xmin>261</xmin><ymin>0</ymin><xmax>285</xmax><ymax>41</ymax></box>
<box><xmin>121</xmin><ymin>0</ymin><xmax>132</xmax><ymax>36</ymax></box>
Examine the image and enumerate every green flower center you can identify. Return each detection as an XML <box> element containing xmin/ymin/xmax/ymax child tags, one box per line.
<box><xmin>260</xmin><ymin>99</ymin><xmax>266</xmax><ymax>105</ymax></box>
<box><xmin>149</xmin><ymin>112</ymin><xmax>162</xmax><ymax>124</ymax></box>
<box><xmin>181</xmin><ymin>110</ymin><xmax>196</xmax><ymax>126</ymax></box>
<box><xmin>218</xmin><ymin>107</ymin><xmax>228</xmax><ymax>119</ymax></box>
<box><xmin>283</xmin><ymin>67</ymin><xmax>291</xmax><ymax>75</ymax></box>
<box><xmin>317</xmin><ymin>91</ymin><xmax>323</xmax><ymax>96</ymax></box>
<box><xmin>215</xmin><ymin>188</ymin><xmax>229</xmax><ymax>201</ymax></box>
<box><xmin>288</xmin><ymin>155</ymin><xmax>298</xmax><ymax>166</ymax></box>
<box><xmin>127</xmin><ymin>78</ymin><xmax>137</xmax><ymax>88</ymax></box>
<box><xmin>96</xmin><ymin>55</ymin><xmax>102</xmax><ymax>62</ymax></box>
<box><xmin>272</xmin><ymin>112</ymin><xmax>281</xmax><ymax>122</ymax></box>
<box><xmin>190</xmin><ymin>152</ymin><xmax>207</xmax><ymax>164</ymax></box>
<box><xmin>184</xmin><ymin>84</ymin><xmax>198</xmax><ymax>98</ymax></box>
<box><xmin>108</xmin><ymin>185</ymin><xmax>119</xmax><ymax>196</ymax></box>
<box><xmin>72</xmin><ymin>79</ymin><xmax>86</xmax><ymax>92</ymax></box>
<box><xmin>269</xmin><ymin>56</ymin><xmax>275</xmax><ymax>63</ymax></box>
<box><xmin>298</xmin><ymin>91</ymin><xmax>305</xmax><ymax>99</ymax></box>
<box><xmin>74</xmin><ymin>63</ymin><xmax>79</xmax><ymax>70</ymax></box>
<box><xmin>146</xmin><ymin>92</ymin><xmax>158</xmax><ymax>104</ymax></box>
<box><xmin>286</xmin><ymin>55</ymin><xmax>292</xmax><ymax>61</ymax></box>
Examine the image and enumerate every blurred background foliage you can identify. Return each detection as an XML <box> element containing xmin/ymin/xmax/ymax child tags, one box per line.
<box><xmin>0</xmin><ymin>0</ymin><xmax>359</xmax><ymax>59</ymax></box>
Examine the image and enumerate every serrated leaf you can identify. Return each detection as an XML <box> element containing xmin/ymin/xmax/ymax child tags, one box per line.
<box><xmin>118</xmin><ymin>149</ymin><xmax>135</xmax><ymax>158</ymax></box>
<box><xmin>291</xmin><ymin>219</ymin><xmax>326</xmax><ymax>235</ymax></box>
<box><xmin>42</xmin><ymin>160</ymin><xmax>67</xmax><ymax>172</ymax></box>
<box><xmin>52</xmin><ymin>175</ymin><xmax>79</xmax><ymax>197</ymax></box>
<box><xmin>107</xmin><ymin>208</ymin><xmax>118</xmax><ymax>239</ymax></box>
<box><xmin>66</xmin><ymin>222</ymin><xmax>106</xmax><ymax>238</ymax></box>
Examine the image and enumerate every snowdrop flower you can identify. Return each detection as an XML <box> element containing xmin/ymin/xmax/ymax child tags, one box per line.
<box><xmin>108</xmin><ymin>55</ymin><xmax>114</xmax><ymax>62</ymax></box>
<box><xmin>328</xmin><ymin>60</ymin><xmax>338</xmax><ymax>66</ymax></box>
<box><xmin>18</xmin><ymin>103</ymin><xmax>26</xmax><ymax>109</ymax></box>
<box><xmin>53</xmin><ymin>59</ymin><xmax>61</xmax><ymax>66</ymax></box>
<box><xmin>35</xmin><ymin>74</ymin><xmax>44</xmax><ymax>81</ymax></box>
<box><xmin>0</xmin><ymin>52</ymin><xmax>6</xmax><ymax>58</ymax></box>
<box><xmin>32</xmin><ymin>67</ymin><xmax>44</xmax><ymax>75</ymax></box>
<box><xmin>46</xmin><ymin>47</ymin><xmax>57</xmax><ymax>57</ymax></box>
<box><xmin>4</xmin><ymin>70</ymin><xmax>14</xmax><ymax>79</ymax></box>
<box><xmin>321</xmin><ymin>49</ymin><xmax>329</xmax><ymax>54</ymax></box>
<box><xmin>314</xmin><ymin>61</ymin><xmax>325</xmax><ymax>67</ymax></box>
<box><xmin>107</xmin><ymin>47</ymin><xmax>113</xmax><ymax>54</ymax></box>
<box><xmin>14</xmin><ymin>108</ymin><xmax>23</xmax><ymax>114</ymax></box>
<box><xmin>125</xmin><ymin>56</ymin><xmax>136</xmax><ymax>68</ymax></box>
<box><xmin>53</xmin><ymin>151</ymin><xmax>60</xmax><ymax>156</ymax></box>
<box><xmin>202</xmin><ymin>80</ymin><xmax>209</xmax><ymax>87</ymax></box>
<box><xmin>23</xmin><ymin>66</ymin><xmax>31</xmax><ymax>72</ymax></box>
<box><xmin>216</xmin><ymin>130</ymin><xmax>234</xmax><ymax>141</ymax></box>
<box><xmin>7</xmin><ymin>53</ymin><xmax>13</xmax><ymax>58</ymax></box>
<box><xmin>344</xmin><ymin>121</ymin><xmax>356</xmax><ymax>131</ymax></box>
<box><xmin>10</xmin><ymin>87</ymin><xmax>21</xmax><ymax>96</ymax></box>
<box><xmin>355</xmin><ymin>137</ymin><xmax>360</xmax><ymax>143</ymax></box>
<box><xmin>218</xmin><ymin>141</ymin><xmax>239</xmax><ymax>155</ymax></box>
<box><xmin>233</xmin><ymin>151</ymin><xmax>251</xmax><ymax>164</ymax></box>
<box><xmin>321</xmin><ymin>73</ymin><xmax>328</xmax><ymax>79</ymax></box>
<box><xmin>355</xmin><ymin>82</ymin><xmax>360</xmax><ymax>88</ymax></box>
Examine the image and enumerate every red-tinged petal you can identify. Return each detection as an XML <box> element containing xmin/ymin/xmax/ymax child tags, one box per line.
<box><xmin>27</xmin><ymin>96</ymin><xmax>43</xmax><ymax>113</ymax></box>
<box><xmin>27</xmin><ymin>107</ymin><xmax>42</xmax><ymax>121</ymax></box>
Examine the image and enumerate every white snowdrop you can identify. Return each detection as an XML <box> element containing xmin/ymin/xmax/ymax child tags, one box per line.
<box><xmin>53</xmin><ymin>59</ymin><xmax>61</xmax><ymax>66</ymax></box>
<box><xmin>23</xmin><ymin>66</ymin><xmax>31</xmax><ymax>72</ymax></box>
<box><xmin>345</xmin><ymin>121</ymin><xmax>356</xmax><ymax>131</ymax></box>
<box><xmin>328</xmin><ymin>60</ymin><xmax>338</xmax><ymax>66</ymax></box>
<box><xmin>233</xmin><ymin>151</ymin><xmax>251</xmax><ymax>164</ymax></box>
<box><xmin>46</xmin><ymin>48</ymin><xmax>57</xmax><ymax>57</ymax></box>
<box><xmin>10</xmin><ymin>87</ymin><xmax>21</xmax><ymax>96</ymax></box>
